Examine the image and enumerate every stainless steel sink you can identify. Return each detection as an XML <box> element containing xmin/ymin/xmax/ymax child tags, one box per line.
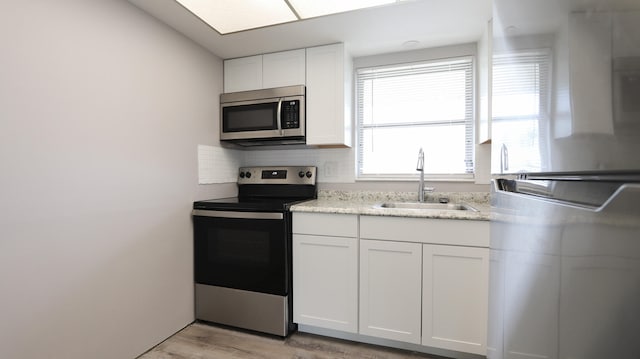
<box><xmin>373</xmin><ymin>202</ymin><xmax>478</xmax><ymax>212</ymax></box>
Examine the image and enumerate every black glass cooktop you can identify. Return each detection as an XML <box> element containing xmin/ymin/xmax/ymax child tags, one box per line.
<box><xmin>193</xmin><ymin>166</ymin><xmax>317</xmax><ymax>212</ymax></box>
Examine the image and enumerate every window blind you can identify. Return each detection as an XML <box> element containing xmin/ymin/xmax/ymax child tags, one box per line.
<box><xmin>356</xmin><ymin>57</ymin><xmax>474</xmax><ymax>177</ymax></box>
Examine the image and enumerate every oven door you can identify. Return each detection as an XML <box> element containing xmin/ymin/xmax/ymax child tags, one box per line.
<box><xmin>192</xmin><ymin>209</ymin><xmax>289</xmax><ymax>296</ymax></box>
<box><xmin>221</xmin><ymin>98</ymin><xmax>280</xmax><ymax>140</ymax></box>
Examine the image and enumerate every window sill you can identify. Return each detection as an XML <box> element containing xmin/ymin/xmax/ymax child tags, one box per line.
<box><xmin>356</xmin><ymin>175</ymin><xmax>475</xmax><ymax>183</ymax></box>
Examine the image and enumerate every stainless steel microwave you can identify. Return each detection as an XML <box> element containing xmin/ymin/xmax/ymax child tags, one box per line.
<box><xmin>220</xmin><ymin>85</ymin><xmax>305</xmax><ymax>146</ymax></box>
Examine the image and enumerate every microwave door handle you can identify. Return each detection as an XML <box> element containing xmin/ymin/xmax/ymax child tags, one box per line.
<box><xmin>277</xmin><ymin>98</ymin><xmax>283</xmax><ymax>136</ymax></box>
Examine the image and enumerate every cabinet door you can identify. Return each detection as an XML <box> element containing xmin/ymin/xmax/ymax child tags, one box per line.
<box><xmin>305</xmin><ymin>43</ymin><xmax>352</xmax><ymax>147</ymax></box>
<box><xmin>223</xmin><ymin>55</ymin><xmax>262</xmax><ymax>92</ymax></box>
<box><xmin>558</xmin><ymin>220</ymin><xmax>640</xmax><ymax>359</ymax></box>
<box><xmin>422</xmin><ymin>245</ymin><xmax>489</xmax><ymax>355</ymax></box>
<box><xmin>559</xmin><ymin>255</ymin><xmax>640</xmax><ymax>359</ymax></box>
<box><xmin>263</xmin><ymin>49</ymin><xmax>306</xmax><ymax>88</ymax></box>
<box><xmin>359</xmin><ymin>239</ymin><xmax>422</xmax><ymax>344</ymax></box>
<box><xmin>478</xmin><ymin>18</ymin><xmax>492</xmax><ymax>144</ymax></box>
<box><xmin>293</xmin><ymin>234</ymin><xmax>358</xmax><ymax>333</ymax></box>
<box><xmin>503</xmin><ymin>251</ymin><xmax>559</xmax><ymax>359</ymax></box>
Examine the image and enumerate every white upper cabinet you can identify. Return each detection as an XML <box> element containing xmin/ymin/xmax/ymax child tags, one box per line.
<box><xmin>262</xmin><ymin>49</ymin><xmax>306</xmax><ymax>89</ymax></box>
<box><xmin>224</xmin><ymin>49</ymin><xmax>306</xmax><ymax>93</ymax></box>
<box><xmin>223</xmin><ymin>44</ymin><xmax>353</xmax><ymax>147</ymax></box>
<box><xmin>305</xmin><ymin>43</ymin><xmax>353</xmax><ymax>147</ymax></box>
<box><xmin>223</xmin><ymin>55</ymin><xmax>263</xmax><ymax>93</ymax></box>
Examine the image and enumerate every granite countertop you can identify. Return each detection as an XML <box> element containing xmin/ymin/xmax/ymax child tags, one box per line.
<box><xmin>291</xmin><ymin>191</ymin><xmax>490</xmax><ymax>221</ymax></box>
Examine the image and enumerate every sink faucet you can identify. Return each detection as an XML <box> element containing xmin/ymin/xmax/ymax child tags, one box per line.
<box><xmin>417</xmin><ymin>148</ymin><xmax>425</xmax><ymax>202</ymax></box>
<box><xmin>416</xmin><ymin>148</ymin><xmax>434</xmax><ymax>203</ymax></box>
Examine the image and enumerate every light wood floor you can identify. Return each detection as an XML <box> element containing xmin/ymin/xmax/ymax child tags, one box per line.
<box><xmin>139</xmin><ymin>322</ymin><xmax>445</xmax><ymax>359</ymax></box>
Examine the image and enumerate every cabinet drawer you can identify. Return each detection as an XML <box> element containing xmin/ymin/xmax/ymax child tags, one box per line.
<box><xmin>360</xmin><ymin>215</ymin><xmax>489</xmax><ymax>247</ymax></box>
<box><xmin>293</xmin><ymin>212</ymin><xmax>357</xmax><ymax>237</ymax></box>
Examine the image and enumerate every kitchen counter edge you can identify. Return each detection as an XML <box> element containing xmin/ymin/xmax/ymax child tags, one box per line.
<box><xmin>290</xmin><ymin>199</ymin><xmax>490</xmax><ymax>221</ymax></box>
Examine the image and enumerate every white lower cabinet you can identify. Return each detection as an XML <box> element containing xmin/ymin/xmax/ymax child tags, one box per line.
<box><xmin>292</xmin><ymin>212</ymin><xmax>490</xmax><ymax>356</ymax></box>
<box><xmin>292</xmin><ymin>213</ymin><xmax>358</xmax><ymax>333</ymax></box>
<box><xmin>359</xmin><ymin>239</ymin><xmax>422</xmax><ymax>344</ymax></box>
<box><xmin>422</xmin><ymin>244</ymin><xmax>489</xmax><ymax>355</ymax></box>
<box><xmin>503</xmin><ymin>251</ymin><xmax>559</xmax><ymax>359</ymax></box>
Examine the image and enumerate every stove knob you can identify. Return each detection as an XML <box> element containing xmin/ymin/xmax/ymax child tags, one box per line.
<box><xmin>245</xmin><ymin>172</ymin><xmax>252</xmax><ymax>178</ymax></box>
<box><xmin>239</xmin><ymin>172</ymin><xmax>245</xmax><ymax>178</ymax></box>
<box><xmin>298</xmin><ymin>171</ymin><xmax>305</xmax><ymax>178</ymax></box>
<box><xmin>305</xmin><ymin>171</ymin><xmax>313</xmax><ymax>178</ymax></box>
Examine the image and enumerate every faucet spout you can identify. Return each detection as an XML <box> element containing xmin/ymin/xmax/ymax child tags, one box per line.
<box><xmin>417</xmin><ymin>148</ymin><xmax>425</xmax><ymax>202</ymax></box>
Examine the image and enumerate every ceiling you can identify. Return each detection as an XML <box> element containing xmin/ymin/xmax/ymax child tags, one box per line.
<box><xmin>128</xmin><ymin>0</ymin><xmax>492</xmax><ymax>59</ymax></box>
<box><xmin>493</xmin><ymin>0</ymin><xmax>640</xmax><ymax>38</ymax></box>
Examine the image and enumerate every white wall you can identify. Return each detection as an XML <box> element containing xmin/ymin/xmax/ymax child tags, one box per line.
<box><xmin>0</xmin><ymin>1</ymin><xmax>231</xmax><ymax>358</ymax></box>
<box><xmin>243</xmin><ymin>44</ymin><xmax>491</xmax><ymax>192</ymax></box>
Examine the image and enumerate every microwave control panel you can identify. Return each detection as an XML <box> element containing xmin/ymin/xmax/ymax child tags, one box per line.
<box><xmin>281</xmin><ymin>100</ymin><xmax>300</xmax><ymax>129</ymax></box>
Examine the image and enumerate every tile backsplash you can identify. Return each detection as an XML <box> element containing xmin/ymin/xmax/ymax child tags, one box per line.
<box><xmin>198</xmin><ymin>145</ymin><xmax>490</xmax><ymax>193</ymax></box>
<box><xmin>197</xmin><ymin>145</ymin><xmax>242</xmax><ymax>184</ymax></box>
<box><xmin>241</xmin><ymin>147</ymin><xmax>356</xmax><ymax>183</ymax></box>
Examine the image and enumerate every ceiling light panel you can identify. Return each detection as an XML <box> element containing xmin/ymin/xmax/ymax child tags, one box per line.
<box><xmin>176</xmin><ymin>0</ymin><xmax>298</xmax><ymax>34</ymax></box>
<box><xmin>288</xmin><ymin>0</ymin><xmax>397</xmax><ymax>18</ymax></box>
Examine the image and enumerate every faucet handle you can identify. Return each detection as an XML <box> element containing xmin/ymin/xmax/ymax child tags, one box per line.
<box><xmin>419</xmin><ymin>187</ymin><xmax>435</xmax><ymax>203</ymax></box>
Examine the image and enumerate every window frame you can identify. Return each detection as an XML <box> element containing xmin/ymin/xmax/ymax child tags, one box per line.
<box><xmin>355</xmin><ymin>55</ymin><xmax>476</xmax><ymax>181</ymax></box>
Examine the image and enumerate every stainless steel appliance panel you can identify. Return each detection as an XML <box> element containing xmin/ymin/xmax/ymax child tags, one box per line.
<box><xmin>192</xmin><ymin>166</ymin><xmax>316</xmax><ymax>337</ymax></box>
<box><xmin>491</xmin><ymin>1</ymin><xmax>640</xmax><ymax>175</ymax></box>
<box><xmin>489</xmin><ymin>180</ymin><xmax>640</xmax><ymax>359</ymax></box>
<box><xmin>490</xmin><ymin>1</ymin><xmax>640</xmax><ymax>358</ymax></box>
<box><xmin>220</xmin><ymin>85</ymin><xmax>305</xmax><ymax>145</ymax></box>
<box><xmin>195</xmin><ymin>284</ymin><xmax>289</xmax><ymax>337</ymax></box>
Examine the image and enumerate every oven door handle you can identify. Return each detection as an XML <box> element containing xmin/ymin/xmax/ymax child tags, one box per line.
<box><xmin>192</xmin><ymin>209</ymin><xmax>283</xmax><ymax>220</ymax></box>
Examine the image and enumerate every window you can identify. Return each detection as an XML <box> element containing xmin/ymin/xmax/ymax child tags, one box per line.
<box><xmin>356</xmin><ymin>57</ymin><xmax>474</xmax><ymax>179</ymax></box>
<box><xmin>492</xmin><ymin>50</ymin><xmax>550</xmax><ymax>173</ymax></box>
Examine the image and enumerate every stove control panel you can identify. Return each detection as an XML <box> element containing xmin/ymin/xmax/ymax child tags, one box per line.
<box><xmin>238</xmin><ymin>166</ymin><xmax>316</xmax><ymax>185</ymax></box>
